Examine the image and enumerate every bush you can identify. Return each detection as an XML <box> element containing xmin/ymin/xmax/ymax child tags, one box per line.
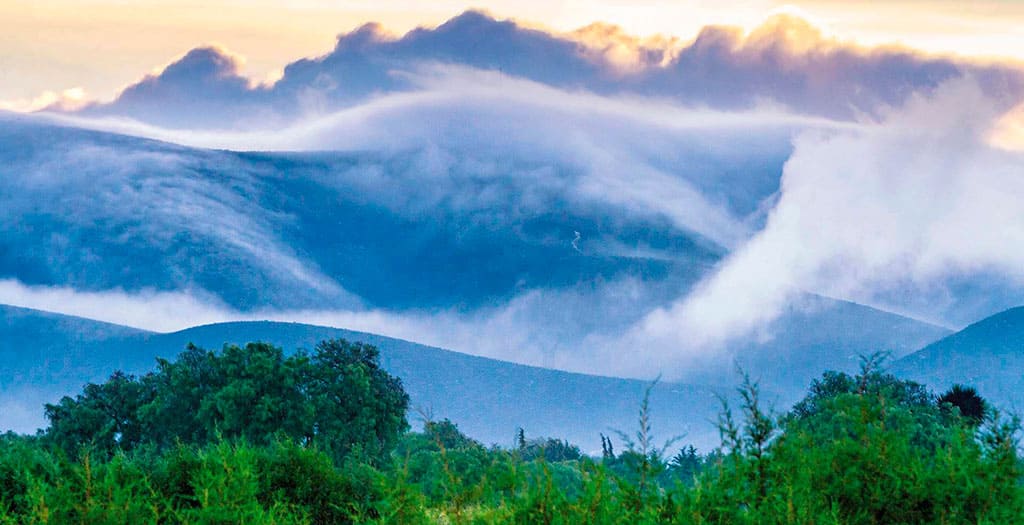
<box><xmin>5</xmin><ymin>341</ymin><xmax>1024</xmax><ymax>523</ymax></box>
<box><xmin>45</xmin><ymin>339</ymin><xmax>409</xmax><ymax>466</ymax></box>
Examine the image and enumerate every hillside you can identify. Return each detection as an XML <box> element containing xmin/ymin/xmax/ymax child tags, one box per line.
<box><xmin>0</xmin><ymin>305</ymin><xmax>722</xmax><ymax>450</ymax></box>
<box><xmin>1</xmin><ymin>297</ymin><xmax>954</xmax><ymax>451</ymax></box>
<box><xmin>693</xmin><ymin>296</ymin><xmax>950</xmax><ymax>397</ymax></box>
<box><xmin>0</xmin><ymin>115</ymin><xmax>735</xmax><ymax>313</ymax></box>
<box><xmin>893</xmin><ymin>306</ymin><xmax>1024</xmax><ymax>409</ymax></box>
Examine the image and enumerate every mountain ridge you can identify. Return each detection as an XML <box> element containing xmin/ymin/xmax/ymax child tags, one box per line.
<box><xmin>0</xmin><ymin>304</ymin><xmax>723</xmax><ymax>450</ymax></box>
<box><xmin>1</xmin><ymin>300</ymin><xmax>952</xmax><ymax>450</ymax></box>
<box><xmin>892</xmin><ymin>305</ymin><xmax>1024</xmax><ymax>411</ymax></box>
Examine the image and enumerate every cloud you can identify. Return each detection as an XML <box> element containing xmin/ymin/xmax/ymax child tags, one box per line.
<box><xmin>0</xmin><ymin>87</ymin><xmax>88</xmax><ymax>112</ymax></box>
<box><xmin>245</xmin><ymin>66</ymin><xmax>819</xmax><ymax>247</ymax></box>
<box><xmin>77</xmin><ymin>46</ymin><xmax>278</xmax><ymax>129</ymax></box>
<box><xmin>36</xmin><ymin>69</ymin><xmax>814</xmax><ymax>252</ymax></box>
<box><xmin>4</xmin><ymin>73</ymin><xmax>1005</xmax><ymax>378</ymax></box>
<box><xmin>65</xmin><ymin>11</ymin><xmax>1024</xmax><ymax>130</ymax></box>
<box><xmin>0</xmin><ymin>270</ymin><xmax>947</xmax><ymax>394</ymax></box>
<box><xmin>641</xmin><ymin>78</ymin><xmax>1024</xmax><ymax>353</ymax></box>
<box><xmin>0</xmin><ymin>279</ymin><xmax>234</xmax><ymax>333</ymax></box>
<box><xmin>0</xmin><ymin>276</ymin><xmax>678</xmax><ymax>371</ymax></box>
<box><xmin>7</xmin><ymin>84</ymin><xmax>811</xmax><ymax>350</ymax></box>
<box><xmin>10</xmin><ymin>65</ymin><xmax>1024</xmax><ymax>382</ymax></box>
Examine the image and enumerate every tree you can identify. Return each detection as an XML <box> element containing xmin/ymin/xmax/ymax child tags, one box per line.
<box><xmin>44</xmin><ymin>338</ymin><xmax>409</xmax><ymax>465</ymax></box>
<box><xmin>789</xmin><ymin>353</ymin><xmax>932</xmax><ymax>423</ymax></box>
<box><xmin>665</xmin><ymin>444</ymin><xmax>707</xmax><ymax>483</ymax></box>
<box><xmin>308</xmin><ymin>339</ymin><xmax>410</xmax><ymax>464</ymax></box>
<box><xmin>134</xmin><ymin>342</ymin><xmax>314</xmax><ymax>448</ymax></box>
<box><xmin>518</xmin><ymin>436</ymin><xmax>582</xmax><ymax>462</ymax></box>
<box><xmin>137</xmin><ymin>343</ymin><xmax>221</xmax><ymax>447</ymax></box>
<box><xmin>938</xmin><ymin>384</ymin><xmax>987</xmax><ymax>426</ymax></box>
<box><xmin>44</xmin><ymin>371</ymin><xmax>151</xmax><ymax>457</ymax></box>
<box><xmin>202</xmin><ymin>342</ymin><xmax>310</xmax><ymax>444</ymax></box>
<box><xmin>689</xmin><ymin>360</ymin><xmax>1024</xmax><ymax>523</ymax></box>
<box><xmin>600</xmin><ymin>433</ymin><xmax>614</xmax><ymax>460</ymax></box>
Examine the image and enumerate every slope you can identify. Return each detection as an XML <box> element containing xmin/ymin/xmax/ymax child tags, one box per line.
<box><xmin>893</xmin><ymin>306</ymin><xmax>1024</xmax><ymax>411</ymax></box>
<box><xmin>0</xmin><ymin>305</ymin><xmax>721</xmax><ymax>451</ymax></box>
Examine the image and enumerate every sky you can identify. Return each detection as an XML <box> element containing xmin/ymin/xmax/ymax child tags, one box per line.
<box><xmin>5</xmin><ymin>0</ymin><xmax>1024</xmax><ymax>107</ymax></box>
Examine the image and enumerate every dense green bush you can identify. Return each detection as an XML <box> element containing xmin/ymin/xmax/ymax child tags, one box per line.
<box><xmin>3</xmin><ymin>342</ymin><xmax>1023</xmax><ymax>524</ymax></box>
<box><xmin>44</xmin><ymin>339</ymin><xmax>409</xmax><ymax>465</ymax></box>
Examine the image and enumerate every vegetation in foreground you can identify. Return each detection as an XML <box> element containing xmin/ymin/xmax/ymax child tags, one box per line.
<box><xmin>0</xmin><ymin>340</ymin><xmax>1020</xmax><ymax>524</ymax></box>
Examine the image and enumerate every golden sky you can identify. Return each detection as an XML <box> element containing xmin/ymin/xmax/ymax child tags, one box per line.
<box><xmin>3</xmin><ymin>0</ymin><xmax>1023</xmax><ymax>107</ymax></box>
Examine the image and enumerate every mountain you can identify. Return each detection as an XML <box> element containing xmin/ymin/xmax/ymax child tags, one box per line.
<box><xmin>0</xmin><ymin>305</ymin><xmax>723</xmax><ymax>451</ymax></box>
<box><xmin>893</xmin><ymin>306</ymin><xmax>1024</xmax><ymax>410</ymax></box>
<box><xmin>1</xmin><ymin>300</ymin><xmax>951</xmax><ymax>451</ymax></box>
<box><xmin>0</xmin><ymin>111</ymin><xmax>797</xmax><ymax>377</ymax></box>
<box><xmin>0</xmin><ymin>113</ymin><xmax>969</xmax><ymax>426</ymax></box>
<box><xmin>0</xmin><ymin>113</ymin><xmax>753</xmax><ymax>313</ymax></box>
<box><xmin>718</xmin><ymin>296</ymin><xmax>950</xmax><ymax>400</ymax></box>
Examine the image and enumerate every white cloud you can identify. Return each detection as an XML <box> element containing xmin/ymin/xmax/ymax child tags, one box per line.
<box><xmin>57</xmin><ymin>11</ymin><xmax>1023</xmax><ymax>130</ymax></box>
<box><xmin>10</xmin><ymin>74</ymin><xmax>1024</xmax><ymax>382</ymax></box>
<box><xmin>635</xmin><ymin>78</ymin><xmax>1024</xmax><ymax>352</ymax></box>
<box><xmin>0</xmin><ymin>280</ymin><xmax>235</xmax><ymax>332</ymax></box>
<box><xmin>0</xmin><ymin>87</ymin><xmax>88</xmax><ymax>112</ymax></box>
<box><xmin>45</xmin><ymin>67</ymin><xmax>826</xmax><ymax>249</ymax></box>
<box><xmin>0</xmin><ymin>277</ymin><xmax>668</xmax><ymax>376</ymax></box>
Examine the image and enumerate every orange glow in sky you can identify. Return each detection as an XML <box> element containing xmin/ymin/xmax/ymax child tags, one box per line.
<box><xmin>3</xmin><ymin>0</ymin><xmax>1023</xmax><ymax>106</ymax></box>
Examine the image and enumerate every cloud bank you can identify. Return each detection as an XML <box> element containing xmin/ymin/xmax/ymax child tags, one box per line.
<box><xmin>2</xmin><ymin>79</ymin><xmax>803</xmax><ymax>333</ymax></box>
<box><xmin>640</xmin><ymin>79</ymin><xmax>1024</xmax><ymax>360</ymax></box>
<box><xmin>7</xmin><ymin>12</ymin><xmax>1024</xmax><ymax>383</ymax></box>
<box><xmin>66</xmin><ymin>11</ymin><xmax>1024</xmax><ymax>130</ymax></box>
<box><xmin>0</xmin><ymin>276</ymin><xmax>680</xmax><ymax>373</ymax></box>
<box><xmin>8</xmin><ymin>73</ymin><xmax>1024</xmax><ymax>382</ymax></box>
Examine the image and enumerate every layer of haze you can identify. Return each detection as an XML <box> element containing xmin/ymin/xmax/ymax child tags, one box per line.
<box><xmin>7</xmin><ymin>75</ymin><xmax>1024</xmax><ymax>377</ymax></box>
<box><xmin>5</xmin><ymin>8</ymin><xmax>1024</xmax><ymax>379</ymax></box>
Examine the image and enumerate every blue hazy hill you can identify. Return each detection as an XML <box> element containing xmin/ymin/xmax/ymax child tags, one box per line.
<box><xmin>0</xmin><ymin>305</ymin><xmax>722</xmax><ymax>450</ymax></box>
<box><xmin>0</xmin><ymin>114</ymin><xmax>747</xmax><ymax>313</ymax></box>
<box><xmin>1</xmin><ymin>301</ymin><xmax>950</xmax><ymax>450</ymax></box>
<box><xmin>0</xmin><ymin>112</ymin><xmax>800</xmax><ymax>378</ymax></box>
<box><xmin>715</xmin><ymin>296</ymin><xmax>951</xmax><ymax>393</ymax></box>
<box><xmin>893</xmin><ymin>306</ymin><xmax>1024</xmax><ymax>411</ymax></box>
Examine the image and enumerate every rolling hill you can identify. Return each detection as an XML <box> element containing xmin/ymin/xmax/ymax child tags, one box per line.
<box><xmin>0</xmin><ymin>113</ymin><xmax>745</xmax><ymax>313</ymax></box>
<box><xmin>0</xmin><ymin>115</ymin><xmax>972</xmax><ymax>451</ymax></box>
<box><xmin>1</xmin><ymin>300</ymin><xmax>952</xmax><ymax>451</ymax></box>
<box><xmin>893</xmin><ymin>306</ymin><xmax>1024</xmax><ymax>411</ymax></box>
<box><xmin>0</xmin><ymin>304</ymin><xmax>724</xmax><ymax>451</ymax></box>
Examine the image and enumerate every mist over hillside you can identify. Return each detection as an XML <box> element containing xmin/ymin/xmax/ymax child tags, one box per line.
<box><xmin>7</xmin><ymin>5</ymin><xmax>1024</xmax><ymax>523</ymax></box>
<box><xmin>0</xmin><ymin>111</ymin><xmax>965</xmax><ymax>381</ymax></box>
<box><xmin>0</xmin><ymin>303</ymin><xmax>951</xmax><ymax>451</ymax></box>
<box><xmin>5</xmin><ymin>9</ymin><xmax>1024</xmax><ymax>399</ymax></box>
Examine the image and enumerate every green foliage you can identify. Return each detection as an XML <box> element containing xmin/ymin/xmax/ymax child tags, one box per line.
<box><xmin>685</xmin><ymin>356</ymin><xmax>1024</xmax><ymax>524</ymax></box>
<box><xmin>8</xmin><ymin>342</ymin><xmax>1024</xmax><ymax>523</ymax></box>
<box><xmin>789</xmin><ymin>352</ymin><xmax>932</xmax><ymax>422</ymax></box>
<box><xmin>45</xmin><ymin>339</ymin><xmax>409</xmax><ymax>466</ymax></box>
<box><xmin>44</xmin><ymin>371</ymin><xmax>151</xmax><ymax>458</ymax></box>
<box><xmin>307</xmin><ymin>340</ymin><xmax>410</xmax><ymax>464</ymax></box>
<box><xmin>938</xmin><ymin>384</ymin><xmax>988</xmax><ymax>426</ymax></box>
<box><xmin>515</xmin><ymin>429</ymin><xmax>582</xmax><ymax>463</ymax></box>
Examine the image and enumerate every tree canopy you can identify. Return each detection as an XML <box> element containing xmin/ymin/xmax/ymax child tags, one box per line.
<box><xmin>44</xmin><ymin>339</ymin><xmax>409</xmax><ymax>464</ymax></box>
